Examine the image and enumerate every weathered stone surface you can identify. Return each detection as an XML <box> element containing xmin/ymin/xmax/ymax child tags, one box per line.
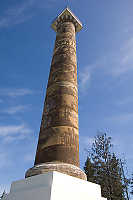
<box><xmin>34</xmin><ymin>22</ymin><xmax>79</xmax><ymax>167</ymax></box>
<box><xmin>26</xmin><ymin>9</ymin><xmax>86</xmax><ymax>180</ymax></box>
<box><xmin>25</xmin><ymin>163</ymin><xmax>87</xmax><ymax>180</ymax></box>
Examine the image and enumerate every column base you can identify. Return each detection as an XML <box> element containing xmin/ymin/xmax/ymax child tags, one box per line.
<box><xmin>25</xmin><ymin>162</ymin><xmax>87</xmax><ymax>180</ymax></box>
<box><xmin>6</xmin><ymin>172</ymin><xmax>107</xmax><ymax>200</ymax></box>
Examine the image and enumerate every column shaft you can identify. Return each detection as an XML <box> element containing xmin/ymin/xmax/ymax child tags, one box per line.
<box><xmin>35</xmin><ymin>22</ymin><xmax>79</xmax><ymax>167</ymax></box>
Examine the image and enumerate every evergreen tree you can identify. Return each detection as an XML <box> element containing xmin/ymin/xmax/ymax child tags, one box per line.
<box><xmin>0</xmin><ymin>191</ymin><xmax>7</xmax><ymax>200</ymax></box>
<box><xmin>84</xmin><ymin>133</ymin><xmax>126</xmax><ymax>200</ymax></box>
<box><xmin>131</xmin><ymin>174</ymin><xmax>133</xmax><ymax>196</ymax></box>
<box><xmin>84</xmin><ymin>157</ymin><xmax>95</xmax><ymax>183</ymax></box>
<box><xmin>119</xmin><ymin>159</ymin><xmax>130</xmax><ymax>200</ymax></box>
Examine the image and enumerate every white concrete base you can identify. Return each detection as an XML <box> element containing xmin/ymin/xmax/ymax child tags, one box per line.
<box><xmin>6</xmin><ymin>171</ymin><xmax>106</xmax><ymax>200</ymax></box>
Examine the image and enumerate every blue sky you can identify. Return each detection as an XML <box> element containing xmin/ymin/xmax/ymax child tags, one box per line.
<box><xmin>0</xmin><ymin>0</ymin><xmax>133</xmax><ymax>197</ymax></box>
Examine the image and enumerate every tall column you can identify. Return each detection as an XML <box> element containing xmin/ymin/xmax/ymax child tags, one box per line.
<box><xmin>35</xmin><ymin>21</ymin><xmax>79</xmax><ymax>166</ymax></box>
<box><xmin>25</xmin><ymin>8</ymin><xmax>86</xmax><ymax>181</ymax></box>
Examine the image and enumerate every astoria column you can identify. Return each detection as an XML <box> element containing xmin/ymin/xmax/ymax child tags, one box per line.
<box><xmin>26</xmin><ymin>8</ymin><xmax>86</xmax><ymax>180</ymax></box>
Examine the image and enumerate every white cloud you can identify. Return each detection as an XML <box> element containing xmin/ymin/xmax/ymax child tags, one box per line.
<box><xmin>0</xmin><ymin>88</ymin><xmax>34</xmax><ymax>97</ymax></box>
<box><xmin>0</xmin><ymin>124</ymin><xmax>32</xmax><ymax>143</ymax></box>
<box><xmin>0</xmin><ymin>0</ymin><xmax>59</xmax><ymax>29</ymax></box>
<box><xmin>24</xmin><ymin>153</ymin><xmax>34</xmax><ymax>162</ymax></box>
<box><xmin>5</xmin><ymin>0</ymin><xmax>35</xmax><ymax>16</ymax></box>
<box><xmin>80</xmin><ymin>136</ymin><xmax>94</xmax><ymax>147</ymax></box>
<box><xmin>111</xmin><ymin>37</ymin><xmax>133</xmax><ymax>76</ymax></box>
<box><xmin>115</xmin><ymin>113</ymin><xmax>133</xmax><ymax>122</ymax></box>
<box><xmin>88</xmin><ymin>36</ymin><xmax>133</xmax><ymax>78</ymax></box>
<box><xmin>0</xmin><ymin>0</ymin><xmax>35</xmax><ymax>28</ymax></box>
<box><xmin>2</xmin><ymin>105</ymin><xmax>30</xmax><ymax>115</ymax></box>
<box><xmin>107</xmin><ymin>113</ymin><xmax>133</xmax><ymax>124</ymax></box>
<box><xmin>110</xmin><ymin>37</ymin><xmax>133</xmax><ymax>76</ymax></box>
<box><xmin>79</xmin><ymin>66</ymin><xmax>91</xmax><ymax>93</ymax></box>
<box><xmin>116</xmin><ymin>97</ymin><xmax>133</xmax><ymax>106</ymax></box>
<box><xmin>0</xmin><ymin>184</ymin><xmax>10</xmax><ymax>195</ymax></box>
<box><xmin>0</xmin><ymin>153</ymin><xmax>9</xmax><ymax>169</ymax></box>
<box><xmin>0</xmin><ymin>151</ymin><xmax>13</xmax><ymax>178</ymax></box>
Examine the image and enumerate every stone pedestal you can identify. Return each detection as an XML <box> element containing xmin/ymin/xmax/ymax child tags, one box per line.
<box><xmin>6</xmin><ymin>172</ymin><xmax>106</xmax><ymax>200</ymax></box>
<box><xmin>25</xmin><ymin>162</ymin><xmax>87</xmax><ymax>180</ymax></box>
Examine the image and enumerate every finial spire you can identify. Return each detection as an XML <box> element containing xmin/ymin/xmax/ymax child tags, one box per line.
<box><xmin>65</xmin><ymin>0</ymin><xmax>69</xmax><ymax>7</ymax></box>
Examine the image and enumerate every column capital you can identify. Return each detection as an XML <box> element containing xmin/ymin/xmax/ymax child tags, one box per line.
<box><xmin>51</xmin><ymin>7</ymin><xmax>82</xmax><ymax>33</ymax></box>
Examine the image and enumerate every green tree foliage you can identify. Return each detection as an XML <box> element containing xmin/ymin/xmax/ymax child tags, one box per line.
<box><xmin>131</xmin><ymin>174</ymin><xmax>133</xmax><ymax>196</ymax></box>
<box><xmin>0</xmin><ymin>191</ymin><xmax>7</xmax><ymax>200</ymax></box>
<box><xmin>84</xmin><ymin>133</ymin><xmax>127</xmax><ymax>200</ymax></box>
<box><xmin>119</xmin><ymin>159</ymin><xmax>130</xmax><ymax>200</ymax></box>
